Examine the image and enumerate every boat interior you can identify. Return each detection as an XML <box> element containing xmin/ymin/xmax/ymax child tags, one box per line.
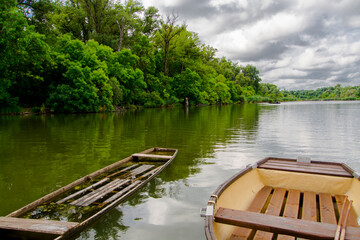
<box><xmin>212</xmin><ymin>159</ymin><xmax>360</xmax><ymax>240</ymax></box>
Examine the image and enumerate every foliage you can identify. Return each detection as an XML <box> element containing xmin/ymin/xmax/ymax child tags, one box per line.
<box><xmin>4</xmin><ymin>0</ymin><xmax>357</xmax><ymax>113</ymax></box>
<box><xmin>287</xmin><ymin>84</ymin><xmax>360</xmax><ymax>101</ymax></box>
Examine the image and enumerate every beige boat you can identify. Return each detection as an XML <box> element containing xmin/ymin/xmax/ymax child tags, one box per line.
<box><xmin>203</xmin><ymin>157</ymin><xmax>360</xmax><ymax>240</ymax></box>
<box><xmin>0</xmin><ymin>147</ymin><xmax>177</xmax><ymax>240</ymax></box>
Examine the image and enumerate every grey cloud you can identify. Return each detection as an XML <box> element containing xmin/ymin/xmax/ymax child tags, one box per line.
<box><xmin>147</xmin><ymin>0</ymin><xmax>360</xmax><ymax>90</ymax></box>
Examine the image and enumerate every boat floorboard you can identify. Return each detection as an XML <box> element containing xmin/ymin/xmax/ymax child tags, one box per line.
<box><xmin>71</xmin><ymin>179</ymin><xmax>130</xmax><ymax>207</ymax></box>
<box><xmin>224</xmin><ymin>186</ymin><xmax>359</xmax><ymax>240</ymax></box>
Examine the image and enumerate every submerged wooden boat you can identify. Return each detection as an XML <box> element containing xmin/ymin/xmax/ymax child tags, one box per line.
<box><xmin>203</xmin><ymin>157</ymin><xmax>360</xmax><ymax>239</ymax></box>
<box><xmin>0</xmin><ymin>147</ymin><xmax>177</xmax><ymax>240</ymax></box>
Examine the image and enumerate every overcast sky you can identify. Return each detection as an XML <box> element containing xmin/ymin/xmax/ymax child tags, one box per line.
<box><xmin>142</xmin><ymin>0</ymin><xmax>360</xmax><ymax>90</ymax></box>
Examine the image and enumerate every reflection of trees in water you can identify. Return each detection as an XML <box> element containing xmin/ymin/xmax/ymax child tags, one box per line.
<box><xmin>79</xmin><ymin>209</ymin><xmax>129</xmax><ymax>240</ymax></box>
<box><xmin>0</xmin><ymin>104</ymin><xmax>266</xmax><ymax>218</ymax></box>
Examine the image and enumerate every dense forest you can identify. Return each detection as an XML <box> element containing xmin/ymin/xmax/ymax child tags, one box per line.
<box><xmin>1</xmin><ymin>0</ymin><xmax>360</xmax><ymax>113</ymax></box>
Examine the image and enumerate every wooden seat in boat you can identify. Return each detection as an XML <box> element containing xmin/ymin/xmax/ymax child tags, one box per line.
<box><xmin>214</xmin><ymin>186</ymin><xmax>360</xmax><ymax>240</ymax></box>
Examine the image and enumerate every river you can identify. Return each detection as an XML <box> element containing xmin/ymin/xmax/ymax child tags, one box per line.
<box><xmin>1</xmin><ymin>101</ymin><xmax>360</xmax><ymax>239</ymax></box>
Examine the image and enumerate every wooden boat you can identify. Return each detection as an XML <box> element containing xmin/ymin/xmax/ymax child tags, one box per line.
<box><xmin>203</xmin><ymin>157</ymin><xmax>360</xmax><ymax>239</ymax></box>
<box><xmin>0</xmin><ymin>147</ymin><xmax>178</xmax><ymax>240</ymax></box>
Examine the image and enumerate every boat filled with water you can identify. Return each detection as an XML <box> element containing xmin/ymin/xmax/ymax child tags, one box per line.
<box><xmin>0</xmin><ymin>147</ymin><xmax>178</xmax><ymax>239</ymax></box>
<box><xmin>203</xmin><ymin>157</ymin><xmax>360</xmax><ymax>239</ymax></box>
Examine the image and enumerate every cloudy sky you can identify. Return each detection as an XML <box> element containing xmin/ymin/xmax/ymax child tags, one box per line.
<box><xmin>142</xmin><ymin>0</ymin><xmax>360</xmax><ymax>90</ymax></box>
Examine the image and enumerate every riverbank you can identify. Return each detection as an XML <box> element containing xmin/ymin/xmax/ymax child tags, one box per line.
<box><xmin>2</xmin><ymin>98</ymin><xmax>360</xmax><ymax>116</ymax></box>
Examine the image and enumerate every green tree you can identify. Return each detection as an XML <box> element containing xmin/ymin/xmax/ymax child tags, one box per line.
<box><xmin>47</xmin><ymin>36</ymin><xmax>114</xmax><ymax>112</ymax></box>
<box><xmin>171</xmin><ymin>68</ymin><xmax>202</xmax><ymax>104</ymax></box>
<box><xmin>241</xmin><ymin>65</ymin><xmax>262</xmax><ymax>93</ymax></box>
<box><xmin>155</xmin><ymin>13</ymin><xmax>185</xmax><ymax>76</ymax></box>
<box><xmin>80</xmin><ymin>0</ymin><xmax>110</xmax><ymax>34</ymax></box>
<box><xmin>142</xmin><ymin>6</ymin><xmax>160</xmax><ymax>36</ymax></box>
<box><xmin>1</xmin><ymin>0</ymin><xmax>53</xmax><ymax>109</ymax></box>
<box><xmin>114</xmin><ymin>0</ymin><xmax>143</xmax><ymax>51</ymax></box>
<box><xmin>48</xmin><ymin>0</ymin><xmax>91</xmax><ymax>42</ymax></box>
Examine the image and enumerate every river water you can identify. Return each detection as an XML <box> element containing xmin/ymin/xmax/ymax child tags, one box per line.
<box><xmin>1</xmin><ymin>101</ymin><xmax>360</xmax><ymax>239</ymax></box>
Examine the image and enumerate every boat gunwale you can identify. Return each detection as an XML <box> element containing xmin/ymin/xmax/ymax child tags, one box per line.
<box><xmin>204</xmin><ymin>157</ymin><xmax>358</xmax><ymax>240</ymax></box>
<box><xmin>5</xmin><ymin>147</ymin><xmax>177</xmax><ymax>239</ymax></box>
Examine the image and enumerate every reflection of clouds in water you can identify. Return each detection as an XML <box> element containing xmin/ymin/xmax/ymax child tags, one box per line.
<box><xmin>211</xmin><ymin>149</ymin><xmax>257</xmax><ymax>170</ymax></box>
<box><xmin>147</xmin><ymin>197</ymin><xmax>196</xmax><ymax>226</ymax></box>
<box><xmin>148</xmin><ymin>199</ymin><xmax>168</xmax><ymax>225</ymax></box>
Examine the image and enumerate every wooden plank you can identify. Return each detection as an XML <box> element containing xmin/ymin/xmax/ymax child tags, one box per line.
<box><xmin>278</xmin><ymin>189</ymin><xmax>301</xmax><ymax>240</ymax></box>
<box><xmin>261</xmin><ymin>162</ymin><xmax>349</xmax><ymax>176</ymax></box>
<box><xmin>266</xmin><ymin>160</ymin><xmax>346</xmax><ymax>170</ymax></box>
<box><xmin>214</xmin><ymin>208</ymin><xmax>360</xmax><ymax>240</ymax></box>
<box><xmin>253</xmin><ymin>188</ymin><xmax>286</xmax><ymax>240</ymax></box>
<box><xmin>335</xmin><ymin>195</ymin><xmax>359</xmax><ymax>227</ymax></box>
<box><xmin>130</xmin><ymin>165</ymin><xmax>154</xmax><ymax>177</ymax></box>
<box><xmin>70</xmin><ymin>179</ymin><xmax>130</xmax><ymax>207</ymax></box>
<box><xmin>103</xmin><ymin>181</ymin><xmax>142</xmax><ymax>204</ymax></box>
<box><xmin>132</xmin><ymin>153</ymin><xmax>172</xmax><ymax>160</ymax></box>
<box><xmin>263</xmin><ymin>160</ymin><xmax>350</xmax><ymax>174</ymax></box>
<box><xmin>106</xmin><ymin>164</ymin><xmax>139</xmax><ymax>178</ymax></box>
<box><xmin>56</xmin><ymin>178</ymin><xmax>110</xmax><ymax>204</ymax></box>
<box><xmin>230</xmin><ymin>186</ymin><xmax>272</xmax><ymax>239</ymax></box>
<box><xmin>259</xmin><ymin>163</ymin><xmax>352</xmax><ymax>177</ymax></box>
<box><xmin>319</xmin><ymin>193</ymin><xmax>337</xmax><ymax>224</ymax></box>
<box><xmin>139</xmin><ymin>166</ymin><xmax>162</xmax><ymax>179</ymax></box>
<box><xmin>303</xmin><ymin>191</ymin><xmax>317</xmax><ymax>222</ymax></box>
<box><xmin>0</xmin><ymin>217</ymin><xmax>78</xmax><ymax>235</ymax></box>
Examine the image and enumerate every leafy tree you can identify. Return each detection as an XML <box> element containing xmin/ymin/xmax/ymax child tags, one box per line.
<box><xmin>80</xmin><ymin>0</ymin><xmax>110</xmax><ymax>34</ymax></box>
<box><xmin>48</xmin><ymin>0</ymin><xmax>91</xmax><ymax>42</ymax></box>
<box><xmin>170</xmin><ymin>30</ymin><xmax>201</xmax><ymax>74</ymax></box>
<box><xmin>142</xmin><ymin>6</ymin><xmax>160</xmax><ymax>36</ymax></box>
<box><xmin>172</xmin><ymin>68</ymin><xmax>202</xmax><ymax>104</ymax></box>
<box><xmin>46</xmin><ymin>35</ymin><xmax>113</xmax><ymax>112</ymax></box>
<box><xmin>113</xmin><ymin>0</ymin><xmax>143</xmax><ymax>51</ymax></box>
<box><xmin>155</xmin><ymin>13</ymin><xmax>185</xmax><ymax>76</ymax></box>
<box><xmin>1</xmin><ymin>0</ymin><xmax>53</xmax><ymax>109</ymax></box>
<box><xmin>240</xmin><ymin>65</ymin><xmax>262</xmax><ymax>93</ymax></box>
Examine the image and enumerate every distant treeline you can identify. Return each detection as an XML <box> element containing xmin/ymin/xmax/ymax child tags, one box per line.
<box><xmin>282</xmin><ymin>85</ymin><xmax>360</xmax><ymax>101</ymax></box>
<box><xmin>1</xmin><ymin>0</ymin><xmax>359</xmax><ymax>114</ymax></box>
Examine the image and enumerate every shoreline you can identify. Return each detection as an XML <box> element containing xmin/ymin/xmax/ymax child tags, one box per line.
<box><xmin>1</xmin><ymin>99</ymin><xmax>360</xmax><ymax>116</ymax></box>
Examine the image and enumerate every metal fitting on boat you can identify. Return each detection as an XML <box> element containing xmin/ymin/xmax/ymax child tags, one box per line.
<box><xmin>200</xmin><ymin>205</ymin><xmax>214</xmax><ymax>217</ymax></box>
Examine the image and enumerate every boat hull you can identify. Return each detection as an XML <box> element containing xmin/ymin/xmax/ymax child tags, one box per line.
<box><xmin>1</xmin><ymin>147</ymin><xmax>178</xmax><ymax>240</ymax></box>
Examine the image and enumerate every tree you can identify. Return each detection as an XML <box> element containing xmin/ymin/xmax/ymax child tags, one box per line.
<box><xmin>142</xmin><ymin>6</ymin><xmax>160</xmax><ymax>36</ymax></box>
<box><xmin>171</xmin><ymin>68</ymin><xmax>202</xmax><ymax>104</ymax></box>
<box><xmin>48</xmin><ymin>0</ymin><xmax>92</xmax><ymax>42</ymax></box>
<box><xmin>1</xmin><ymin>0</ymin><xmax>53</xmax><ymax>109</ymax></box>
<box><xmin>80</xmin><ymin>0</ymin><xmax>110</xmax><ymax>34</ymax></box>
<box><xmin>171</xmin><ymin>30</ymin><xmax>201</xmax><ymax>73</ymax></box>
<box><xmin>241</xmin><ymin>65</ymin><xmax>262</xmax><ymax>93</ymax></box>
<box><xmin>46</xmin><ymin>36</ymin><xmax>114</xmax><ymax>112</ymax></box>
<box><xmin>114</xmin><ymin>0</ymin><xmax>143</xmax><ymax>51</ymax></box>
<box><xmin>155</xmin><ymin>13</ymin><xmax>185</xmax><ymax>76</ymax></box>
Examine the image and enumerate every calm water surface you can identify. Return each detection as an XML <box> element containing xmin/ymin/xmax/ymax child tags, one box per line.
<box><xmin>1</xmin><ymin>101</ymin><xmax>360</xmax><ymax>239</ymax></box>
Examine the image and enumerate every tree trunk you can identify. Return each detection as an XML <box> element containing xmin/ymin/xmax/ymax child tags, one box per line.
<box><xmin>163</xmin><ymin>44</ymin><xmax>169</xmax><ymax>76</ymax></box>
<box><xmin>116</xmin><ymin>17</ymin><xmax>125</xmax><ymax>51</ymax></box>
